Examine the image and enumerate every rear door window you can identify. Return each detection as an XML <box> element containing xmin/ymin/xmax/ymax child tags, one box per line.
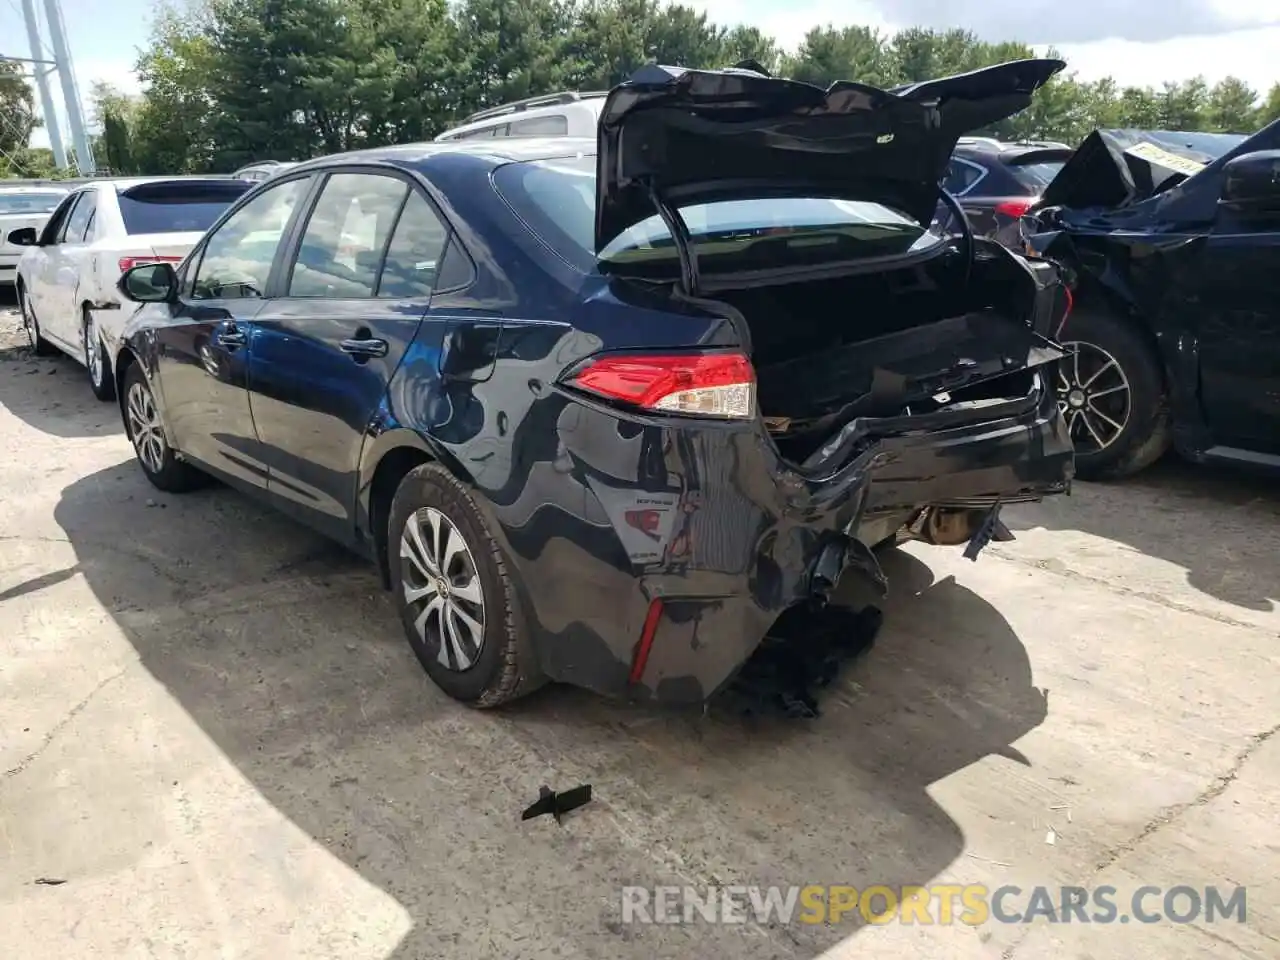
<box><xmin>118</xmin><ymin>181</ymin><xmax>253</xmax><ymax>235</ymax></box>
<box><xmin>377</xmin><ymin>191</ymin><xmax>452</xmax><ymax>298</ymax></box>
<box><xmin>287</xmin><ymin>173</ymin><xmax>408</xmax><ymax>298</ymax></box>
<box><xmin>942</xmin><ymin>159</ymin><xmax>987</xmax><ymax>196</ymax></box>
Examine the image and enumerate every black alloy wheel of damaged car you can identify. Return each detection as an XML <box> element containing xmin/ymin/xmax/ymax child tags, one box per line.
<box><xmin>1055</xmin><ymin>309</ymin><xmax>1171</xmax><ymax>480</ymax></box>
<box><xmin>388</xmin><ymin>463</ymin><xmax>544</xmax><ymax>706</ymax></box>
<box><xmin>121</xmin><ymin>363</ymin><xmax>205</xmax><ymax>493</ymax></box>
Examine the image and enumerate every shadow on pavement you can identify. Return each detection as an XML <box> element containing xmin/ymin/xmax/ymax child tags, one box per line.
<box><xmin>0</xmin><ymin>295</ymin><xmax>121</xmax><ymax>438</ymax></box>
<box><xmin>1008</xmin><ymin>455</ymin><xmax>1279</xmax><ymax>612</ymax></box>
<box><xmin>57</xmin><ymin>463</ymin><xmax>1047</xmax><ymax>957</ymax></box>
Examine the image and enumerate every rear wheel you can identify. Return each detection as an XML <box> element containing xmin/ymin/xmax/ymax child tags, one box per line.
<box><xmin>122</xmin><ymin>363</ymin><xmax>202</xmax><ymax>492</ymax></box>
<box><xmin>18</xmin><ymin>284</ymin><xmax>56</xmax><ymax>356</ymax></box>
<box><xmin>388</xmin><ymin>463</ymin><xmax>542</xmax><ymax>707</ymax></box>
<box><xmin>82</xmin><ymin>308</ymin><xmax>115</xmax><ymax>401</ymax></box>
<box><xmin>1056</xmin><ymin>309</ymin><xmax>1170</xmax><ymax>480</ymax></box>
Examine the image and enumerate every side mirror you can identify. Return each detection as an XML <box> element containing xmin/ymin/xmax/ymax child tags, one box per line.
<box><xmin>1220</xmin><ymin>149</ymin><xmax>1280</xmax><ymax>214</ymax></box>
<box><xmin>6</xmin><ymin>227</ymin><xmax>38</xmax><ymax>247</ymax></box>
<box><xmin>118</xmin><ymin>261</ymin><xmax>179</xmax><ymax>304</ymax></box>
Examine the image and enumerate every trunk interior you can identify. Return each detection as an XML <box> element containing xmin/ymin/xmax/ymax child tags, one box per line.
<box><xmin>711</xmin><ymin>247</ymin><xmax>1063</xmax><ymax>465</ymax></box>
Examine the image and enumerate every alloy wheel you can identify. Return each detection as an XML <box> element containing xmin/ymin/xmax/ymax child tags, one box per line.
<box><xmin>85</xmin><ymin>314</ymin><xmax>103</xmax><ymax>387</ymax></box>
<box><xmin>1056</xmin><ymin>340</ymin><xmax>1132</xmax><ymax>453</ymax></box>
<box><xmin>126</xmin><ymin>380</ymin><xmax>167</xmax><ymax>474</ymax></box>
<box><xmin>399</xmin><ymin>506</ymin><xmax>486</xmax><ymax>671</ymax></box>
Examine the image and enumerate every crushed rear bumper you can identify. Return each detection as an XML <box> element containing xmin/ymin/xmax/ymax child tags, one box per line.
<box><xmin>479</xmin><ymin>376</ymin><xmax>1071</xmax><ymax>704</ymax></box>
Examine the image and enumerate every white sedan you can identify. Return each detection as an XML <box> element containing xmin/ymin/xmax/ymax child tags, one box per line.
<box><xmin>0</xmin><ymin>185</ymin><xmax>69</xmax><ymax>287</ymax></box>
<box><xmin>7</xmin><ymin>176</ymin><xmax>253</xmax><ymax>400</ymax></box>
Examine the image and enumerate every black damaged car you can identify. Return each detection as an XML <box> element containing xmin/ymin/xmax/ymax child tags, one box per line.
<box><xmin>1024</xmin><ymin>124</ymin><xmax>1280</xmax><ymax>479</ymax></box>
<box><xmin>110</xmin><ymin>59</ymin><xmax>1074</xmax><ymax>707</ymax></box>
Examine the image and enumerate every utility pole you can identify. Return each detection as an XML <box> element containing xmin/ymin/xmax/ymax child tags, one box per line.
<box><xmin>39</xmin><ymin>0</ymin><xmax>94</xmax><ymax>174</ymax></box>
<box><xmin>20</xmin><ymin>0</ymin><xmax>67</xmax><ymax>168</ymax></box>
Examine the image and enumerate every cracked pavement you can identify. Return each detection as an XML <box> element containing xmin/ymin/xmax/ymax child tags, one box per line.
<box><xmin>1</xmin><ymin>302</ymin><xmax>1278</xmax><ymax>959</ymax></box>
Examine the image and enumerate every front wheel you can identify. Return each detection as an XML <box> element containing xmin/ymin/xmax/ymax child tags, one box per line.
<box><xmin>122</xmin><ymin>363</ymin><xmax>203</xmax><ymax>492</ymax></box>
<box><xmin>1056</xmin><ymin>309</ymin><xmax>1171</xmax><ymax>480</ymax></box>
<box><xmin>388</xmin><ymin>463</ymin><xmax>543</xmax><ymax>707</ymax></box>
<box><xmin>83</xmin><ymin>309</ymin><xmax>115</xmax><ymax>401</ymax></box>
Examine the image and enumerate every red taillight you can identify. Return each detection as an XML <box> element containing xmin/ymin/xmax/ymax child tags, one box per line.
<box><xmin>118</xmin><ymin>254</ymin><xmax>184</xmax><ymax>274</ymax></box>
<box><xmin>567</xmin><ymin>352</ymin><xmax>755</xmax><ymax>419</ymax></box>
<box><xmin>1056</xmin><ymin>285</ymin><xmax>1074</xmax><ymax>338</ymax></box>
<box><xmin>995</xmin><ymin>199</ymin><xmax>1035</xmax><ymax>219</ymax></box>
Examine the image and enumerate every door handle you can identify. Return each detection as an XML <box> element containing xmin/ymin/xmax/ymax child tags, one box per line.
<box><xmin>217</xmin><ymin>326</ymin><xmax>247</xmax><ymax>349</ymax></box>
<box><xmin>340</xmin><ymin>337</ymin><xmax>389</xmax><ymax>359</ymax></box>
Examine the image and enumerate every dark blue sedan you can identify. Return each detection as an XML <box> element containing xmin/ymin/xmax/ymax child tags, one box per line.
<box><xmin>111</xmin><ymin>60</ymin><xmax>1074</xmax><ymax>707</ymax></box>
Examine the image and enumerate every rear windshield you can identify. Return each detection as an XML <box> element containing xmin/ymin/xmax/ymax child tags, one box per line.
<box><xmin>0</xmin><ymin>192</ymin><xmax>66</xmax><ymax>215</ymax></box>
<box><xmin>118</xmin><ymin>181</ymin><xmax>252</xmax><ymax>235</ymax></box>
<box><xmin>493</xmin><ymin>156</ymin><xmax>940</xmax><ymax>273</ymax></box>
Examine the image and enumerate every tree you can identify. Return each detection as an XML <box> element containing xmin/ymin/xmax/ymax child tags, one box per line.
<box><xmin>782</xmin><ymin>25</ymin><xmax>894</xmax><ymax>88</ymax></box>
<box><xmin>1157</xmin><ymin>77</ymin><xmax>1209</xmax><ymax>131</ymax></box>
<box><xmin>1206</xmin><ymin>77</ymin><xmax>1258</xmax><ymax>134</ymax></box>
<box><xmin>0</xmin><ymin>61</ymin><xmax>39</xmax><ymax>158</ymax></box>
<box><xmin>89</xmin><ymin>82</ymin><xmax>141</xmax><ymax>174</ymax></box>
<box><xmin>104</xmin><ymin>3</ymin><xmax>1278</xmax><ymax>178</ymax></box>
<box><xmin>1260</xmin><ymin>83</ymin><xmax>1280</xmax><ymax>128</ymax></box>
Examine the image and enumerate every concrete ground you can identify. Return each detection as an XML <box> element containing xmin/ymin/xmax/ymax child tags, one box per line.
<box><xmin>1</xmin><ymin>297</ymin><xmax>1277</xmax><ymax>960</ymax></box>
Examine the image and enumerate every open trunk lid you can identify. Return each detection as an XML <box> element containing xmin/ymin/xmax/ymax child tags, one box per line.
<box><xmin>594</xmin><ymin>57</ymin><xmax>1065</xmax><ymax>271</ymax></box>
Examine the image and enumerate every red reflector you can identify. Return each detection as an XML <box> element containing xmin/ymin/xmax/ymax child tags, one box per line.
<box><xmin>119</xmin><ymin>255</ymin><xmax>184</xmax><ymax>274</ymax></box>
<box><xmin>568</xmin><ymin>352</ymin><xmax>755</xmax><ymax>418</ymax></box>
<box><xmin>995</xmin><ymin>199</ymin><xmax>1035</xmax><ymax>219</ymax></box>
<box><xmin>628</xmin><ymin>598</ymin><xmax>666</xmax><ymax>685</ymax></box>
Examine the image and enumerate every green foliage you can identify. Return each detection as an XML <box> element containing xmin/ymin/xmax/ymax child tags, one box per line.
<box><xmin>69</xmin><ymin>2</ymin><xmax>1278</xmax><ymax>178</ymax></box>
<box><xmin>0</xmin><ymin>60</ymin><xmax>40</xmax><ymax>158</ymax></box>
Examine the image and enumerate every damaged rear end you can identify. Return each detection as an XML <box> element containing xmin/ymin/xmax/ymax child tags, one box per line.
<box><xmin>497</xmin><ymin>59</ymin><xmax>1075</xmax><ymax>703</ymax></box>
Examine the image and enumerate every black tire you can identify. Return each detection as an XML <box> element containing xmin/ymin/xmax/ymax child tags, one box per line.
<box><xmin>121</xmin><ymin>362</ymin><xmax>203</xmax><ymax>492</ymax></box>
<box><xmin>388</xmin><ymin>462</ymin><xmax>543</xmax><ymax>707</ymax></box>
<box><xmin>1057</xmin><ymin>308</ymin><xmax>1170</xmax><ymax>481</ymax></box>
<box><xmin>18</xmin><ymin>283</ymin><xmax>57</xmax><ymax>357</ymax></box>
<box><xmin>83</xmin><ymin>308</ymin><xmax>116</xmax><ymax>402</ymax></box>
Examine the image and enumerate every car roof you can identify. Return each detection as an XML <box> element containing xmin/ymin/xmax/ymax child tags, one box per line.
<box><xmin>289</xmin><ymin>137</ymin><xmax>598</xmax><ymax>174</ymax></box>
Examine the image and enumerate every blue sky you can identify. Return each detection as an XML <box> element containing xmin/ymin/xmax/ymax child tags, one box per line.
<box><xmin>5</xmin><ymin>0</ymin><xmax>1279</xmax><ymax>149</ymax></box>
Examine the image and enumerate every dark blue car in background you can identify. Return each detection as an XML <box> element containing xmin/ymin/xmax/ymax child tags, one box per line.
<box><xmin>111</xmin><ymin>59</ymin><xmax>1074</xmax><ymax>708</ymax></box>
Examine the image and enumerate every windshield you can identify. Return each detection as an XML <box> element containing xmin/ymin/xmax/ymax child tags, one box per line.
<box><xmin>493</xmin><ymin>156</ymin><xmax>941</xmax><ymax>274</ymax></box>
<box><xmin>0</xmin><ymin>191</ymin><xmax>66</xmax><ymax>215</ymax></box>
<box><xmin>118</xmin><ymin>182</ymin><xmax>252</xmax><ymax>235</ymax></box>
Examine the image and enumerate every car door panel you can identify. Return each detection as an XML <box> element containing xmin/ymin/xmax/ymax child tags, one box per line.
<box><xmin>151</xmin><ymin>175</ymin><xmax>314</xmax><ymax>489</ymax></box>
<box><xmin>1191</xmin><ymin>219</ymin><xmax>1280</xmax><ymax>453</ymax></box>
<box><xmin>248</xmin><ymin>172</ymin><xmax>462</xmax><ymax>543</ymax></box>
<box><xmin>35</xmin><ymin>191</ymin><xmax>88</xmax><ymax>348</ymax></box>
<box><xmin>49</xmin><ymin>189</ymin><xmax>97</xmax><ymax>345</ymax></box>
<box><xmin>25</xmin><ymin>191</ymin><xmax>77</xmax><ymax>331</ymax></box>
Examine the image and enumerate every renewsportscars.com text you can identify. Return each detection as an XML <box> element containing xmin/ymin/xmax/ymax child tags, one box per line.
<box><xmin>620</xmin><ymin>884</ymin><xmax>1247</xmax><ymax>926</ymax></box>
